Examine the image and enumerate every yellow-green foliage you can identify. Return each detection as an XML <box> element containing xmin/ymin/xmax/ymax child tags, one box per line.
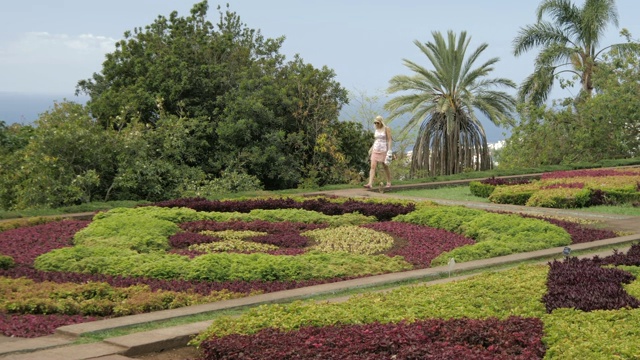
<box><xmin>303</xmin><ymin>226</ymin><xmax>394</xmax><ymax>255</ymax></box>
<box><xmin>543</xmin><ymin>308</ymin><xmax>640</xmax><ymax>359</ymax></box>
<box><xmin>191</xmin><ymin>230</ymin><xmax>277</xmax><ymax>253</ymax></box>
<box><xmin>488</xmin><ymin>173</ymin><xmax>640</xmax><ymax>208</ymax></box>
<box><xmin>525</xmin><ymin>188</ymin><xmax>592</xmax><ymax>208</ymax></box>
<box><xmin>75</xmin><ymin>208</ymin><xmax>182</xmax><ymax>253</ymax></box>
<box><xmin>31</xmin><ymin>204</ymin><xmax>404</xmax><ymax>281</ymax></box>
<box><xmin>200</xmin><ymin>230</ymin><xmax>268</xmax><ymax>240</ymax></box>
<box><xmin>0</xmin><ymin>277</ymin><xmax>250</xmax><ymax>316</ymax></box>
<box><xmin>0</xmin><ymin>255</ymin><xmax>14</xmax><ymax>269</ymax></box>
<box><xmin>34</xmin><ymin>246</ymin><xmax>191</xmax><ymax>279</ymax></box>
<box><xmin>34</xmin><ymin>247</ymin><xmax>412</xmax><ymax>282</ymax></box>
<box><xmin>192</xmin><ymin>264</ymin><xmax>549</xmax><ymax>344</ymax></box>
<box><xmin>469</xmin><ymin>181</ymin><xmax>496</xmax><ymax>198</ymax></box>
<box><xmin>245</xmin><ymin>209</ymin><xmax>375</xmax><ymax>226</ymax></box>
<box><xmin>488</xmin><ymin>183</ymin><xmax>539</xmax><ymax>205</ymax></box>
<box><xmin>185</xmin><ymin>252</ymin><xmax>412</xmax><ymax>282</ymax></box>
<box><xmin>395</xmin><ymin>205</ymin><xmax>570</xmax><ymax>266</ymax></box>
<box><xmin>0</xmin><ymin>216</ymin><xmax>63</xmax><ymax>232</ymax></box>
<box><xmin>617</xmin><ymin>266</ymin><xmax>640</xmax><ymax>299</ymax></box>
<box><xmin>394</xmin><ymin>205</ymin><xmax>484</xmax><ymax>233</ymax></box>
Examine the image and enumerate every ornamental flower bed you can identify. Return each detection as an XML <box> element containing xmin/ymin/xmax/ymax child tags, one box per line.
<box><xmin>0</xmin><ymin>196</ymin><xmax>623</xmax><ymax>338</ymax></box>
<box><xmin>195</xmin><ymin>244</ymin><xmax>640</xmax><ymax>359</ymax></box>
<box><xmin>474</xmin><ymin>167</ymin><xmax>640</xmax><ymax>208</ymax></box>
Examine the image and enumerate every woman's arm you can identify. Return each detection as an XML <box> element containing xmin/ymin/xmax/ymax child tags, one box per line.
<box><xmin>385</xmin><ymin>127</ymin><xmax>392</xmax><ymax>152</ymax></box>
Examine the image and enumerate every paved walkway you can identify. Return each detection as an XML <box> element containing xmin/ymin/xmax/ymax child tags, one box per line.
<box><xmin>1</xmin><ymin>185</ymin><xmax>639</xmax><ymax>359</ymax></box>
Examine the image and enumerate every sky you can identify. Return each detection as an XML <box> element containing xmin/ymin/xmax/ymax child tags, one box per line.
<box><xmin>1</xmin><ymin>0</ymin><xmax>639</xmax><ymax>138</ymax></box>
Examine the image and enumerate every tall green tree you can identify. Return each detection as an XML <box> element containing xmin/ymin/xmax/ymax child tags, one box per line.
<box><xmin>385</xmin><ymin>30</ymin><xmax>516</xmax><ymax>177</ymax></box>
<box><xmin>513</xmin><ymin>0</ymin><xmax>628</xmax><ymax>105</ymax></box>
<box><xmin>75</xmin><ymin>1</ymin><xmax>361</xmax><ymax>190</ymax></box>
<box><xmin>499</xmin><ymin>44</ymin><xmax>640</xmax><ymax>168</ymax></box>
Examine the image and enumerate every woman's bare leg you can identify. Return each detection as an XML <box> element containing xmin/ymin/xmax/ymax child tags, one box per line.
<box><xmin>382</xmin><ymin>164</ymin><xmax>391</xmax><ymax>186</ymax></box>
<box><xmin>367</xmin><ymin>161</ymin><xmax>378</xmax><ymax>186</ymax></box>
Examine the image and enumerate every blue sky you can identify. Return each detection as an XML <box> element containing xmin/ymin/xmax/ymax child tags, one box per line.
<box><xmin>1</xmin><ymin>0</ymin><xmax>639</xmax><ymax>135</ymax></box>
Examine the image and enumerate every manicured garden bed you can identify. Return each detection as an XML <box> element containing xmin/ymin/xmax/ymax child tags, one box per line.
<box><xmin>195</xmin><ymin>245</ymin><xmax>640</xmax><ymax>359</ymax></box>
<box><xmin>0</xmin><ymin>196</ymin><xmax>622</xmax><ymax>339</ymax></box>
<box><xmin>470</xmin><ymin>167</ymin><xmax>640</xmax><ymax>208</ymax></box>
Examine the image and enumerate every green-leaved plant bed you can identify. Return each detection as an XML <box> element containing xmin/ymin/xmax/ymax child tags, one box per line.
<box><xmin>473</xmin><ymin>167</ymin><xmax>640</xmax><ymax>209</ymax></box>
<box><xmin>0</xmin><ymin>196</ymin><xmax>623</xmax><ymax>340</ymax></box>
<box><xmin>194</xmin><ymin>256</ymin><xmax>640</xmax><ymax>359</ymax></box>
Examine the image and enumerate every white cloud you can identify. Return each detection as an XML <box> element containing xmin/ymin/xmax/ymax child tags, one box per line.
<box><xmin>2</xmin><ymin>32</ymin><xmax>117</xmax><ymax>63</ymax></box>
<box><xmin>0</xmin><ymin>32</ymin><xmax>118</xmax><ymax>93</ymax></box>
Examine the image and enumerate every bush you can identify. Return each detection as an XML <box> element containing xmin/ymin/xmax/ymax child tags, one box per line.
<box><xmin>0</xmin><ymin>254</ymin><xmax>14</xmax><ymax>269</ymax></box>
<box><xmin>525</xmin><ymin>188</ymin><xmax>592</xmax><ymax>208</ymax></box>
<box><xmin>178</xmin><ymin>170</ymin><xmax>263</xmax><ymax>198</ymax></box>
<box><xmin>469</xmin><ymin>181</ymin><xmax>495</xmax><ymax>197</ymax></box>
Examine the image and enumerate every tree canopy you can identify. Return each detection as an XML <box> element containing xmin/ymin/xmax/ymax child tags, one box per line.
<box><xmin>512</xmin><ymin>0</ymin><xmax>626</xmax><ymax>105</ymax></box>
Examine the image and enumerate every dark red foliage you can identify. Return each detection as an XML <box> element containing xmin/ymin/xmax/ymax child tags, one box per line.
<box><xmin>0</xmin><ymin>314</ymin><xmax>102</xmax><ymax>338</ymax></box>
<box><xmin>149</xmin><ymin>197</ymin><xmax>416</xmax><ymax>221</ymax></box>
<box><xmin>363</xmin><ymin>222</ymin><xmax>475</xmax><ymax>267</ymax></box>
<box><xmin>169</xmin><ymin>232</ymin><xmax>221</xmax><ymax>249</ymax></box>
<box><xmin>480</xmin><ymin>176</ymin><xmax>532</xmax><ymax>186</ymax></box>
<box><xmin>0</xmin><ymin>264</ymin><xmax>358</xmax><ymax>297</ymax></box>
<box><xmin>594</xmin><ymin>243</ymin><xmax>640</xmax><ymax>267</ymax></box>
<box><xmin>0</xmin><ymin>220</ymin><xmax>90</xmax><ymax>265</ymax></box>
<box><xmin>199</xmin><ymin>316</ymin><xmax>545</xmax><ymax>360</ymax></box>
<box><xmin>541</xmin><ymin>169</ymin><xmax>640</xmax><ymax>179</ymax></box>
<box><xmin>544</xmin><ymin>256</ymin><xmax>640</xmax><ymax>313</ymax></box>
<box><xmin>250</xmin><ymin>233</ymin><xmax>309</xmax><ymax>248</ymax></box>
<box><xmin>179</xmin><ymin>220</ymin><xmax>327</xmax><ymax>234</ymax></box>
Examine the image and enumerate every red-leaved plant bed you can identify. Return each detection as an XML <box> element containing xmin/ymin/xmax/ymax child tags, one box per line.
<box><xmin>0</xmin><ymin>220</ymin><xmax>90</xmax><ymax>265</ymax></box>
<box><xmin>363</xmin><ymin>222</ymin><xmax>474</xmax><ymax>267</ymax></box>
<box><xmin>199</xmin><ymin>316</ymin><xmax>545</xmax><ymax>360</ymax></box>
<box><xmin>544</xmin><ymin>244</ymin><xmax>640</xmax><ymax>313</ymax></box>
<box><xmin>0</xmin><ymin>314</ymin><xmax>99</xmax><ymax>339</ymax></box>
<box><xmin>480</xmin><ymin>176</ymin><xmax>532</xmax><ymax>186</ymax></box>
<box><xmin>0</xmin><ymin>202</ymin><xmax>627</xmax><ymax>338</ymax></box>
<box><xmin>149</xmin><ymin>197</ymin><xmax>416</xmax><ymax>221</ymax></box>
<box><xmin>541</xmin><ymin>168</ymin><xmax>640</xmax><ymax>179</ymax></box>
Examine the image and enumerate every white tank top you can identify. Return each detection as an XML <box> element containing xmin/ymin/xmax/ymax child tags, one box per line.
<box><xmin>372</xmin><ymin>128</ymin><xmax>388</xmax><ymax>152</ymax></box>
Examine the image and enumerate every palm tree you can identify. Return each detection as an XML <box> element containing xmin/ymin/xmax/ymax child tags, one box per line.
<box><xmin>385</xmin><ymin>30</ymin><xmax>516</xmax><ymax>177</ymax></box>
<box><xmin>513</xmin><ymin>0</ymin><xmax>622</xmax><ymax>105</ymax></box>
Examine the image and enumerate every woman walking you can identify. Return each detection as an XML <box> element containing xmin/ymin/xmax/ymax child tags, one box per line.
<box><xmin>364</xmin><ymin>115</ymin><xmax>392</xmax><ymax>188</ymax></box>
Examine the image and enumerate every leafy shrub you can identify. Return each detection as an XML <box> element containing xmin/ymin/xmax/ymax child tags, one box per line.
<box><xmin>525</xmin><ymin>187</ymin><xmax>592</xmax><ymax>208</ymax></box>
<box><xmin>469</xmin><ymin>181</ymin><xmax>496</xmax><ymax>197</ymax></box>
<box><xmin>488</xmin><ymin>184</ymin><xmax>537</xmax><ymax>205</ymax></box>
<box><xmin>0</xmin><ymin>254</ymin><xmax>14</xmax><ymax>269</ymax></box>
<box><xmin>177</xmin><ymin>170</ymin><xmax>263</xmax><ymax>198</ymax></box>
